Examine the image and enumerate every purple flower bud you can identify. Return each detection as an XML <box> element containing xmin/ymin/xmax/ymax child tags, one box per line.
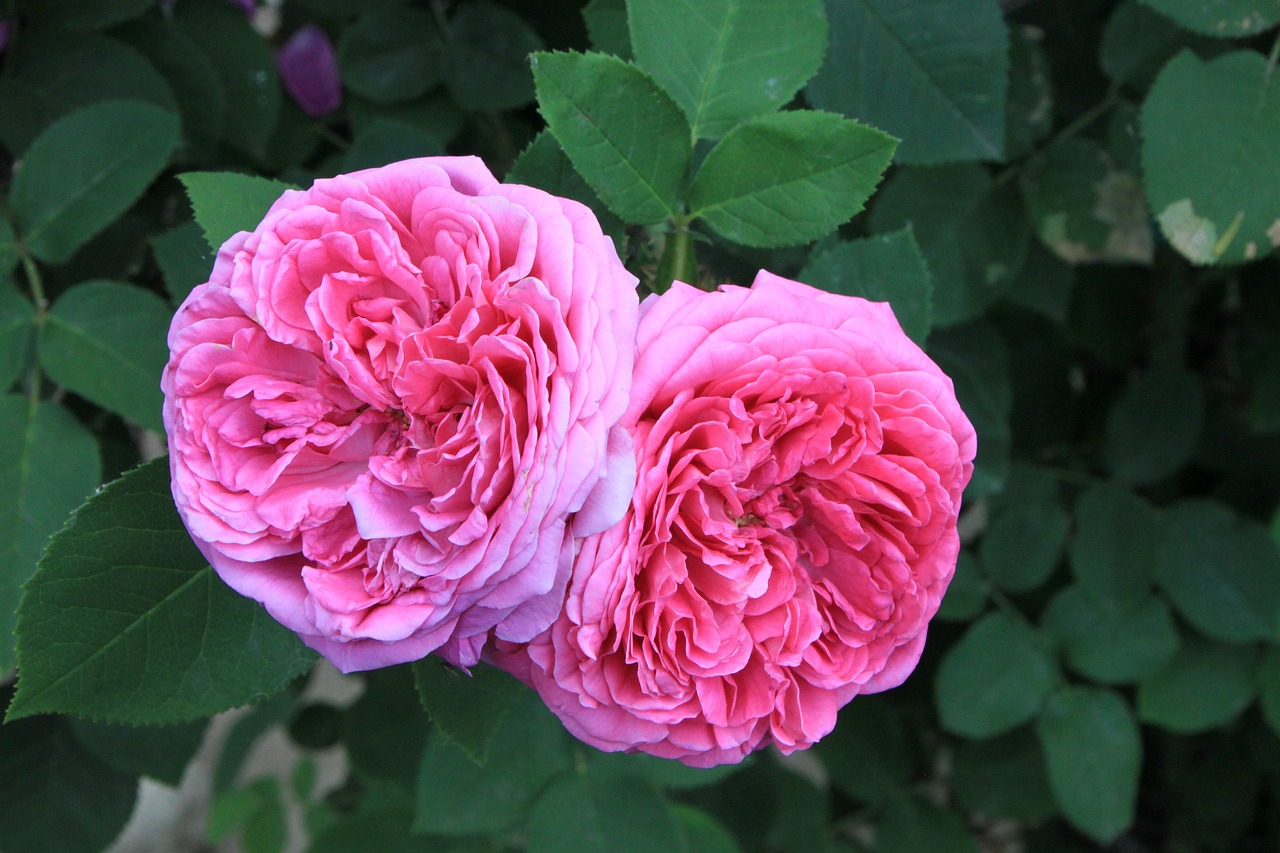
<box><xmin>276</xmin><ymin>24</ymin><xmax>342</xmax><ymax>118</ymax></box>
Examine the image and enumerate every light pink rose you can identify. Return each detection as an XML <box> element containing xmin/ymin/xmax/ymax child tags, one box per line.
<box><xmin>494</xmin><ymin>272</ymin><xmax>976</xmax><ymax>766</ymax></box>
<box><xmin>163</xmin><ymin>157</ymin><xmax>638</xmax><ymax>672</ymax></box>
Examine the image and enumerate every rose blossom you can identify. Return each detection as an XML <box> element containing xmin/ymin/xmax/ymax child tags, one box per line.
<box><xmin>494</xmin><ymin>272</ymin><xmax>976</xmax><ymax>766</ymax></box>
<box><xmin>163</xmin><ymin>157</ymin><xmax>638</xmax><ymax>672</ymax></box>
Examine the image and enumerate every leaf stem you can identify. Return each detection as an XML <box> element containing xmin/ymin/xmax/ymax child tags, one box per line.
<box><xmin>653</xmin><ymin>224</ymin><xmax>697</xmax><ymax>293</ymax></box>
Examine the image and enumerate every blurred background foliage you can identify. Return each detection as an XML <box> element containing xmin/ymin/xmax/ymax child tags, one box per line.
<box><xmin>3</xmin><ymin>0</ymin><xmax>1280</xmax><ymax>851</ymax></box>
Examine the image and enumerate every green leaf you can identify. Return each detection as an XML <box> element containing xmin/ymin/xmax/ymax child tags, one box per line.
<box><xmin>8</xmin><ymin>457</ymin><xmax>316</xmax><ymax>724</ymax></box>
<box><xmin>413</xmin><ymin>690</ymin><xmax>571</xmax><ymax>835</ymax></box>
<box><xmin>952</xmin><ymin>730</ymin><xmax>1057</xmax><ymax>823</ymax></box>
<box><xmin>688</xmin><ymin>111</ymin><xmax>896</xmax><ymax>247</ymax></box>
<box><xmin>1035</xmin><ymin>687</ymin><xmax>1141</xmax><ymax>843</ymax></box>
<box><xmin>1003</xmin><ymin>243</ymin><xmax>1074</xmax><ymax>325</ymax></box>
<box><xmin>115</xmin><ymin>17</ymin><xmax>230</xmax><ymax>155</ymax></box>
<box><xmin>526</xmin><ymin>772</ymin><xmax>688</xmax><ymax>853</ymax></box>
<box><xmin>814</xmin><ymin>697</ymin><xmax>912</xmax><ymax>805</ymax></box>
<box><xmin>1020</xmin><ymin>138</ymin><xmax>1153</xmax><ymax>265</ymax></box>
<box><xmin>341</xmin><ymin>119</ymin><xmax>444</xmax><ymax>174</ymax></box>
<box><xmin>152</xmin><ymin>221</ymin><xmax>215</xmax><ymax>305</ymax></box>
<box><xmin>583</xmin><ymin>0</ymin><xmax>632</xmax><ymax>59</ymax></box>
<box><xmin>1042</xmin><ymin>587</ymin><xmax>1179</xmax><ymax>684</ymax></box>
<box><xmin>411</xmin><ymin>659</ymin><xmax>523</xmax><ymax>766</ymax></box>
<box><xmin>876</xmin><ymin>796</ymin><xmax>977</xmax><ymax>853</ymax></box>
<box><xmin>936</xmin><ymin>612</ymin><xmax>1056</xmax><ymax>738</ymax></box>
<box><xmin>807</xmin><ymin>0</ymin><xmax>1009</xmax><ymax>164</ymax></box>
<box><xmin>674</xmin><ymin>806</ymin><xmax>744</xmax><ymax>853</ymax></box>
<box><xmin>1137</xmin><ymin>635</ymin><xmax>1259</xmax><ymax>732</ymax></box>
<box><xmin>979</xmin><ymin>500</ymin><xmax>1068</xmax><ymax>593</ymax></box>
<box><xmin>0</xmin><ymin>711</ymin><xmax>139</xmax><ymax>853</ymax></box>
<box><xmin>508</xmin><ymin>131</ymin><xmax>626</xmax><ymax>247</ymax></box>
<box><xmin>870</xmin><ymin>165</ymin><xmax>1029</xmax><ymax>326</ymax></box>
<box><xmin>935</xmin><ymin>549</ymin><xmax>988</xmax><ymax>621</ymax></box>
<box><xmin>0</xmin><ymin>396</ymin><xmax>100</xmax><ymax>676</ymax></box>
<box><xmin>1139</xmin><ymin>0</ymin><xmax>1280</xmax><ymax>37</ymax></box>
<box><xmin>1101</xmin><ymin>1</ymin><xmax>1220</xmax><ymax>90</ymax></box>
<box><xmin>588</xmin><ymin>749</ymin><xmax>746</xmax><ymax>791</ymax></box>
<box><xmin>445</xmin><ymin>0</ymin><xmax>543</xmax><ymax>112</ymax></box>
<box><xmin>310</xmin><ymin>808</ymin><xmax>436</xmax><ymax>853</ymax></box>
<box><xmin>1142</xmin><ymin>50</ymin><xmax>1280</xmax><ymax>265</ymax></box>
<box><xmin>1156</xmin><ymin>499</ymin><xmax>1280</xmax><ymax>643</ymax></box>
<box><xmin>0</xmin><ymin>277</ymin><xmax>36</xmax><ymax>389</ymax></box>
<box><xmin>798</xmin><ymin>228</ymin><xmax>933</xmax><ymax>344</ymax></box>
<box><xmin>38</xmin><ymin>280</ymin><xmax>172</xmax><ymax>432</ymax></box>
<box><xmin>10</xmin><ymin>100</ymin><xmax>178</xmax><ymax>264</ymax></box>
<box><xmin>1070</xmin><ymin>484</ymin><xmax>1161</xmax><ymax>609</ymax></box>
<box><xmin>345</xmin><ymin>666</ymin><xmax>429</xmax><ymax>788</ymax></box>
<box><xmin>174</xmin><ymin>0</ymin><xmax>280</xmax><ymax>161</ymax></box>
<box><xmin>179</xmin><ymin>172</ymin><xmax>297</xmax><ymax>252</ymax></box>
<box><xmin>338</xmin><ymin>6</ymin><xmax>445</xmax><ymax>104</ymax></box>
<box><xmin>1005</xmin><ymin>25</ymin><xmax>1053</xmax><ymax>160</ymax></box>
<box><xmin>1104</xmin><ymin>367</ymin><xmax>1204</xmax><ymax>485</ymax></box>
<box><xmin>532</xmin><ymin>51</ymin><xmax>692</xmax><ymax>224</ymax></box>
<box><xmin>69</xmin><ymin>717</ymin><xmax>208</xmax><ymax>787</ymax></box>
<box><xmin>628</xmin><ymin>0</ymin><xmax>827</xmax><ymax>140</ymax></box>
<box><xmin>928</xmin><ymin>322</ymin><xmax>1012</xmax><ymax>498</ymax></box>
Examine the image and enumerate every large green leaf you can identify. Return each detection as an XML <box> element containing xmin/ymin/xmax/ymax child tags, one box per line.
<box><xmin>1042</xmin><ymin>587</ymin><xmax>1179</xmax><ymax>685</ymax></box>
<box><xmin>1140</xmin><ymin>0</ymin><xmax>1280</xmax><ymax>37</ymax></box>
<box><xmin>345</xmin><ymin>666</ymin><xmax>429</xmax><ymax>788</ymax></box>
<box><xmin>38</xmin><ymin>280</ymin><xmax>172</xmax><ymax>432</ymax></box>
<box><xmin>584</xmin><ymin>0</ymin><xmax>632</xmax><ymax>59</ymax></box>
<box><xmin>445</xmin><ymin>0</ymin><xmax>543</xmax><ymax>111</ymax></box>
<box><xmin>8</xmin><ymin>457</ymin><xmax>316</xmax><ymax>724</ymax></box>
<box><xmin>1070</xmin><ymin>484</ymin><xmax>1161</xmax><ymax>609</ymax></box>
<box><xmin>807</xmin><ymin>0</ymin><xmax>1009</xmax><ymax>164</ymax></box>
<box><xmin>1156</xmin><ymin>499</ymin><xmax>1280</xmax><ymax>643</ymax></box>
<box><xmin>526</xmin><ymin>771</ymin><xmax>688</xmax><ymax>853</ymax></box>
<box><xmin>935</xmin><ymin>612</ymin><xmax>1057</xmax><ymax>738</ymax></box>
<box><xmin>1101</xmin><ymin>1</ymin><xmax>1220</xmax><ymax>90</ymax></box>
<box><xmin>151</xmin><ymin>221</ymin><xmax>215</xmax><ymax>305</ymax></box>
<box><xmin>1036</xmin><ymin>687</ymin><xmax>1141</xmax><ymax>843</ymax></box>
<box><xmin>869</xmin><ymin>165</ymin><xmax>1029</xmax><ymax>326</ymax></box>
<box><xmin>179</xmin><ymin>172</ymin><xmax>297</xmax><ymax>252</ymax></box>
<box><xmin>799</xmin><ymin>228</ymin><xmax>933</xmax><ymax>345</ymax></box>
<box><xmin>412</xmin><ymin>659</ymin><xmax>524</xmax><ymax>767</ymax></box>
<box><xmin>0</xmin><ymin>396</ymin><xmax>100</xmax><ymax>676</ymax></box>
<box><xmin>10</xmin><ymin>100</ymin><xmax>179</xmax><ymax>264</ymax></box>
<box><xmin>0</xmin><ymin>710</ymin><xmax>139</xmax><ymax>853</ymax></box>
<box><xmin>1137</xmin><ymin>636</ymin><xmax>1259</xmax><ymax>732</ymax></box>
<box><xmin>413</xmin><ymin>690</ymin><xmax>571</xmax><ymax>835</ymax></box>
<box><xmin>508</xmin><ymin>131</ymin><xmax>626</xmax><ymax>247</ymax></box>
<box><xmin>628</xmin><ymin>0</ymin><xmax>827</xmax><ymax>140</ymax></box>
<box><xmin>1104</xmin><ymin>367</ymin><xmax>1204</xmax><ymax>485</ymax></box>
<box><xmin>1142</xmin><ymin>50</ymin><xmax>1280</xmax><ymax>265</ymax></box>
<box><xmin>688</xmin><ymin>111</ymin><xmax>896</xmax><ymax>247</ymax></box>
<box><xmin>533</xmin><ymin>51</ymin><xmax>692</xmax><ymax>224</ymax></box>
<box><xmin>338</xmin><ymin>6</ymin><xmax>445</xmax><ymax>105</ymax></box>
<box><xmin>979</xmin><ymin>500</ymin><xmax>1068</xmax><ymax>593</ymax></box>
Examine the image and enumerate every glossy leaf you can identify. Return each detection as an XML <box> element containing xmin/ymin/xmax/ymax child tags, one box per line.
<box><xmin>798</xmin><ymin>228</ymin><xmax>933</xmax><ymax>344</ymax></box>
<box><xmin>688</xmin><ymin>111</ymin><xmax>896</xmax><ymax>247</ymax></box>
<box><xmin>629</xmin><ymin>0</ymin><xmax>827</xmax><ymax>139</ymax></box>
<box><xmin>533</xmin><ymin>51</ymin><xmax>692</xmax><ymax>224</ymax></box>
<box><xmin>10</xmin><ymin>100</ymin><xmax>178</xmax><ymax>264</ymax></box>
<box><xmin>8</xmin><ymin>457</ymin><xmax>316</xmax><ymax>724</ymax></box>
<box><xmin>38</xmin><ymin>280</ymin><xmax>172</xmax><ymax>431</ymax></box>
<box><xmin>1156</xmin><ymin>499</ymin><xmax>1280</xmax><ymax>643</ymax></box>
<box><xmin>935</xmin><ymin>612</ymin><xmax>1056</xmax><ymax>738</ymax></box>
<box><xmin>808</xmin><ymin>0</ymin><xmax>1008</xmax><ymax>164</ymax></box>
<box><xmin>1036</xmin><ymin>687</ymin><xmax>1141</xmax><ymax>843</ymax></box>
<box><xmin>1142</xmin><ymin>50</ymin><xmax>1280</xmax><ymax>265</ymax></box>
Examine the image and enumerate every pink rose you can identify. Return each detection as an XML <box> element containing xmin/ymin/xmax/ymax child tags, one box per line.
<box><xmin>494</xmin><ymin>272</ymin><xmax>976</xmax><ymax>766</ymax></box>
<box><xmin>163</xmin><ymin>157</ymin><xmax>638</xmax><ymax>672</ymax></box>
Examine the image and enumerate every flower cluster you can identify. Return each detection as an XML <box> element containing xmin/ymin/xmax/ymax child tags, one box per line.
<box><xmin>164</xmin><ymin>158</ymin><xmax>975</xmax><ymax>764</ymax></box>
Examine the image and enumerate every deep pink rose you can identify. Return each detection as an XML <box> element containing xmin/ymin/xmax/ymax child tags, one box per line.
<box><xmin>163</xmin><ymin>157</ymin><xmax>638</xmax><ymax>672</ymax></box>
<box><xmin>494</xmin><ymin>272</ymin><xmax>976</xmax><ymax>766</ymax></box>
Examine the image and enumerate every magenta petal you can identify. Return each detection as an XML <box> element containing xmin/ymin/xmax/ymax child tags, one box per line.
<box><xmin>276</xmin><ymin>24</ymin><xmax>342</xmax><ymax>118</ymax></box>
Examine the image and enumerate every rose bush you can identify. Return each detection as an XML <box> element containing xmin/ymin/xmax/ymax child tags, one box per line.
<box><xmin>497</xmin><ymin>272</ymin><xmax>976</xmax><ymax>766</ymax></box>
<box><xmin>163</xmin><ymin>157</ymin><xmax>638</xmax><ymax>672</ymax></box>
